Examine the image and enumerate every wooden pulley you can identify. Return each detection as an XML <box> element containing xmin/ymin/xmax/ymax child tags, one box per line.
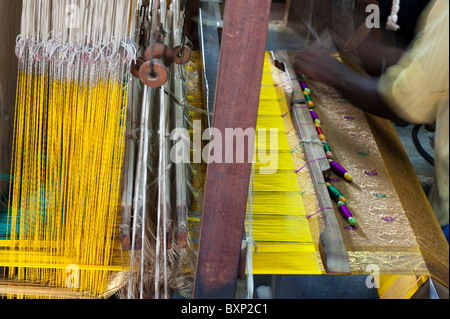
<box><xmin>130</xmin><ymin>57</ymin><xmax>146</xmax><ymax>78</ymax></box>
<box><xmin>173</xmin><ymin>45</ymin><xmax>191</xmax><ymax>65</ymax></box>
<box><xmin>139</xmin><ymin>59</ymin><xmax>169</xmax><ymax>88</ymax></box>
<box><xmin>144</xmin><ymin>43</ymin><xmax>174</xmax><ymax>67</ymax></box>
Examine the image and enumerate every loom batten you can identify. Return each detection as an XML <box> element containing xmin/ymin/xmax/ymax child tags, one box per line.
<box><xmin>271</xmin><ymin>50</ymin><xmax>350</xmax><ymax>274</ymax></box>
<box><xmin>271</xmin><ymin>51</ymin><xmax>331</xmax><ymax>179</ymax></box>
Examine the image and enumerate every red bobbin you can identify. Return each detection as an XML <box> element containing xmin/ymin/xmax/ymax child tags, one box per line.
<box><xmin>139</xmin><ymin>59</ymin><xmax>169</xmax><ymax>88</ymax></box>
<box><xmin>144</xmin><ymin>43</ymin><xmax>174</xmax><ymax>67</ymax></box>
<box><xmin>130</xmin><ymin>57</ymin><xmax>146</xmax><ymax>78</ymax></box>
<box><xmin>172</xmin><ymin>45</ymin><xmax>191</xmax><ymax>65</ymax></box>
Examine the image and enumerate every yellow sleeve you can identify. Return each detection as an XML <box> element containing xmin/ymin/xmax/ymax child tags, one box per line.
<box><xmin>378</xmin><ymin>0</ymin><xmax>449</xmax><ymax>124</ymax></box>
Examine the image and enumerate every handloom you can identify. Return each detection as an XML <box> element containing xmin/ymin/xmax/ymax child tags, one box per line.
<box><xmin>0</xmin><ymin>0</ymin><xmax>448</xmax><ymax>300</ymax></box>
<box><xmin>243</xmin><ymin>51</ymin><xmax>448</xmax><ymax>299</ymax></box>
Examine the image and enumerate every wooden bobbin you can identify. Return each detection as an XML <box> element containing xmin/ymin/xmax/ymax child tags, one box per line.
<box><xmin>173</xmin><ymin>45</ymin><xmax>191</xmax><ymax>64</ymax></box>
<box><xmin>130</xmin><ymin>57</ymin><xmax>146</xmax><ymax>78</ymax></box>
<box><xmin>144</xmin><ymin>43</ymin><xmax>174</xmax><ymax>67</ymax></box>
<box><xmin>139</xmin><ymin>59</ymin><xmax>169</xmax><ymax>88</ymax></box>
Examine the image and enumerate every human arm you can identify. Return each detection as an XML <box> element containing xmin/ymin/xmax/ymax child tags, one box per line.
<box><xmin>294</xmin><ymin>1</ymin><xmax>448</xmax><ymax>126</ymax></box>
<box><xmin>353</xmin><ymin>38</ymin><xmax>406</xmax><ymax>75</ymax></box>
<box><xmin>293</xmin><ymin>48</ymin><xmax>404</xmax><ymax>121</ymax></box>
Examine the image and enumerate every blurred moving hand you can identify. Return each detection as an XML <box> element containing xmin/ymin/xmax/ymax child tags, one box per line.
<box><xmin>294</xmin><ymin>48</ymin><xmax>344</xmax><ymax>88</ymax></box>
<box><xmin>293</xmin><ymin>47</ymin><xmax>400</xmax><ymax>121</ymax></box>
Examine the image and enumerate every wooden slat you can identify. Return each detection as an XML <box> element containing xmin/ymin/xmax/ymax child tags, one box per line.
<box><xmin>272</xmin><ymin>51</ymin><xmax>350</xmax><ymax>274</ymax></box>
<box><xmin>193</xmin><ymin>0</ymin><xmax>272</xmax><ymax>299</ymax></box>
<box><xmin>271</xmin><ymin>51</ymin><xmax>332</xmax><ymax>177</ymax></box>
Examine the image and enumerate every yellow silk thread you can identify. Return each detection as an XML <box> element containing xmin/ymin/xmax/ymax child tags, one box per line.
<box><xmin>245</xmin><ymin>53</ymin><xmax>322</xmax><ymax>275</ymax></box>
<box><xmin>1</xmin><ymin>68</ymin><xmax>129</xmax><ymax>298</ymax></box>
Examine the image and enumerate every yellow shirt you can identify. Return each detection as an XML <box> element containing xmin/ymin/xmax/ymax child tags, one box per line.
<box><xmin>378</xmin><ymin>0</ymin><xmax>449</xmax><ymax>226</ymax></box>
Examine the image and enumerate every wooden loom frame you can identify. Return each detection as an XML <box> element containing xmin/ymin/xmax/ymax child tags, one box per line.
<box><xmin>191</xmin><ymin>0</ymin><xmax>449</xmax><ymax>299</ymax></box>
<box><xmin>1</xmin><ymin>0</ymin><xmax>448</xmax><ymax>300</ymax></box>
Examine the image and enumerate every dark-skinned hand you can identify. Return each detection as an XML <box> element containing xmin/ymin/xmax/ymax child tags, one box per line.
<box><xmin>293</xmin><ymin>47</ymin><xmax>401</xmax><ymax>121</ymax></box>
<box><xmin>293</xmin><ymin>48</ymin><xmax>350</xmax><ymax>89</ymax></box>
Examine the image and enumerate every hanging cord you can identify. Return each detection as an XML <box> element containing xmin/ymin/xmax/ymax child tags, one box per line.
<box><xmin>138</xmin><ymin>4</ymin><xmax>148</xmax><ymax>51</ymax></box>
<box><xmin>148</xmin><ymin>1</ymin><xmax>158</xmax><ymax>76</ymax></box>
<box><xmin>412</xmin><ymin>124</ymin><xmax>434</xmax><ymax>167</ymax></box>
<box><xmin>148</xmin><ymin>0</ymin><xmax>166</xmax><ymax>76</ymax></box>
<box><xmin>179</xmin><ymin>0</ymin><xmax>188</xmax><ymax>55</ymax></box>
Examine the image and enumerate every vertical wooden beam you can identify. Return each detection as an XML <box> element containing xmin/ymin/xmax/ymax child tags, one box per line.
<box><xmin>272</xmin><ymin>51</ymin><xmax>349</xmax><ymax>274</ymax></box>
<box><xmin>283</xmin><ymin>0</ymin><xmax>292</xmax><ymax>26</ymax></box>
<box><xmin>193</xmin><ymin>0</ymin><xmax>272</xmax><ymax>299</ymax></box>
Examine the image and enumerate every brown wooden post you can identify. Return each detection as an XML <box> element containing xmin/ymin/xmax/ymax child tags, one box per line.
<box><xmin>193</xmin><ymin>0</ymin><xmax>272</xmax><ymax>299</ymax></box>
